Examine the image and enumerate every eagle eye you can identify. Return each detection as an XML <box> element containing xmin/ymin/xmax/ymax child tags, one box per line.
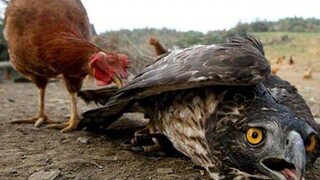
<box><xmin>306</xmin><ymin>134</ymin><xmax>317</xmax><ymax>152</ymax></box>
<box><xmin>246</xmin><ymin>127</ymin><xmax>264</xmax><ymax>145</ymax></box>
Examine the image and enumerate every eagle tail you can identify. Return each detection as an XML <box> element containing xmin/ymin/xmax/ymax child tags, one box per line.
<box><xmin>78</xmin><ymin>86</ymin><xmax>119</xmax><ymax>106</ymax></box>
<box><xmin>78</xmin><ymin>101</ymin><xmax>131</xmax><ymax>131</ymax></box>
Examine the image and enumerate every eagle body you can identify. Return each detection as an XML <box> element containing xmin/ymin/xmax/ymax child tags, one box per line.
<box><xmin>134</xmin><ymin>82</ymin><xmax>317</xmax><ymax>179</ymax></box>
<box><xmin>79</xmin><ymin>36</ymin><xmax>320</xmax><ymax>179</ymax></box>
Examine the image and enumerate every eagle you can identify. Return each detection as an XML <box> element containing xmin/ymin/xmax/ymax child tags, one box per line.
<box><xmin>78</xmin><ymin>35</ymin><xmax>320</xmax><ymax>179</ymax></box>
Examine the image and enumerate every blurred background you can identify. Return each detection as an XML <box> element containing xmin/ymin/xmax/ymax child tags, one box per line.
<box><xmin>0</xmin><ymin>0</ymin><xmax>319</xmax><ymax>78</ymax></box>
<box><xmin>0</xmin><ymin>0</ymin><xmax>319</xmax><ymax>75</ymax></box>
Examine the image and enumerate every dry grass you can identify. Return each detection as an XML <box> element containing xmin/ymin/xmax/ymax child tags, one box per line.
<box><xmin>254</xmin><ymin>32</ymin><xmax>320</xmax><ymax>72</ymax></box>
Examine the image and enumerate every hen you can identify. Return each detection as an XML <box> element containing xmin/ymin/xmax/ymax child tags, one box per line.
<box><xmin>4</xmin><ymin>0</ymin><xmax>129</xmax><ymax>132</ymax></box>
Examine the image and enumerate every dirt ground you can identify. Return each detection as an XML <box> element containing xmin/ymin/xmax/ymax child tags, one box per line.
<box><xmin>0</xmin><ymin>65</ymin><xmax>319</xmax><ymax>180</ymax></box>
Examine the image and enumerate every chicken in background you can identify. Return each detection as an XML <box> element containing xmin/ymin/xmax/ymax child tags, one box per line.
<box><xmin>289</xmin><ymin>56</ymin><xmax>294</xmax><ymax>65</ymax></box>
<box><xmin>148</xmin><ymin>37</ymin><xmax>168</xmax><ymax>56</ymax></box>
<box><xmin>276</xmin><ymin>55</ymin><xmax>285</xmax><ymax>64</ymax></box>
<box><xmin>271</xmin><ymin>64</ymin><xmax>280</xmax><ymax>74</ymax></box>
<box><xmin>4</xmin><ymin>0</ymin><xmax>130</xmax><ymax>132</ymax></box>
<box><xmin>302</xmin><ymin>68</ymin><xmax>312</xmax><ymax>79</ymax></box>
<box><xmin>271</xmin><ymin>55</ymin><xmax>286</xmax><ymax>75</ymax></box>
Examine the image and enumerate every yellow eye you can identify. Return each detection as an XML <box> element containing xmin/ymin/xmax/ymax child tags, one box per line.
<box><xmin>306</xmin><ymin>134</ymin><xmax>317</xmax><ymax>152</ymax></box>
<box><xmin>246</xmin><ymin>128</ymin><xmax>264</xmax><ymax>145</ymax></box>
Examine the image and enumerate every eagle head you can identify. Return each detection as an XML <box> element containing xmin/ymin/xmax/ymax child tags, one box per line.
<box><xmin>209</xmin><ymin>85</ymin><xmax>320</xmax><ymax>179</ymax></box>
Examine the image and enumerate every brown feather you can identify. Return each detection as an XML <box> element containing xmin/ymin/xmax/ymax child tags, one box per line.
<box><xmin>4</xmin><ymin>0</ymin><xmax>129</xmax><ymax>132</ymax></box>
<box><xmin>4</xmin><ymin>0</ymin><xmax>100</xmax><ymax>79</ymax></box>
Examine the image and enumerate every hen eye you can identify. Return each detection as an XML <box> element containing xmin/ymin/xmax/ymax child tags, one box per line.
<box><xmin>306</xmin><ymin>134</ymin><xmax>317</xmax><ymax>152</ymax></box>
<box><xmin>109</xmin><ymin>59</ymin><xmax>115</xmax><ymax>64</ymax></box>
<box><xmin>246</xmin><ymin>127</ymin><xmax>264</xmax><ymax>145</ymax></box>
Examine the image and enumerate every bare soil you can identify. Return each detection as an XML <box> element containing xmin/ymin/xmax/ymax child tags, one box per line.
<box><xmin>0</xmin><ymin>65</ymin><xmax>319</xmax><ymax>180</ymax></box>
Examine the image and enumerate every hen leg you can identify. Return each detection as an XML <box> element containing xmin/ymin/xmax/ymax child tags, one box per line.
<box><xmin>11</xmin><ymin>78</ymin><xmax>54</xmax><ymax>127</ymax></box>
<box><xmin>47</xmin><ymin>92</ymin><xmax>79</xmax><ymax>132</ymax></box>
<box><xmin>47</xmin><ymin>76</ymin><xmax>83</xmax><ymax>132</ymax></box>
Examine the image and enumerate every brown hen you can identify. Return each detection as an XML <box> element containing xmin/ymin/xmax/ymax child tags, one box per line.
<box><xmin>4</xmin><ymin>0</ymin><xmax>130</xmax><ymax>132</ymax></box>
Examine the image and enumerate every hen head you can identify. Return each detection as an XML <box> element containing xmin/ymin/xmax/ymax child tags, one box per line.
<box><xmin>89</xmin><ymin>51</ymin><xmax>130</xmax><ymax>87</ymax></box>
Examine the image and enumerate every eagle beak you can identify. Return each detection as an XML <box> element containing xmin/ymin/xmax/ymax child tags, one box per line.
<box><xmin>283</xmin><ymin>131</ymin><xmax>306</xmax><ymax>180</ymax></box>
<box><xmin>112</xmin><ymin>74</ymin><xmax>123</xmax><ymax>88</ymax></box>
<box><xmin>260</xmin><ymin>131</ymin><xmax>306</xmax><ymax>180</ymax></box>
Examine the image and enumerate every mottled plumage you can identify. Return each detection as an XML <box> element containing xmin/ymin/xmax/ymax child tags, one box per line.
<box><xmin>79</xmin><ymin>36</ymin><xmax>320</xmax><ymax>179</ymax></box>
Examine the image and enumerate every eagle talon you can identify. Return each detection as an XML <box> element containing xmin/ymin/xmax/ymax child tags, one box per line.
<box><xmin>120</xmin><ymin>132</ymin><xmax>163</xmax><ymax>153</ymax></box>
<box><xmin>130</xmin><ymin>146</ymin><xmax>145</xmax><ymax>153</ymax></box>
<box><xmin>134</xmin><ymin>134</ymin><xmax>156</xmax><ymax>146</ymax></box>
<box><xmin>120</xmin><ymin>139</ymin><xmax>154</xmax><ymax>153</ymax></box>
<box><xmin>120</xmin><ymin>139</ymin><xmax>135</xmax><ymax>149</ymax></box>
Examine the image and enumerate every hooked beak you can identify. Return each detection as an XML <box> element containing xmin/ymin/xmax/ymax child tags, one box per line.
<box><xmin>112</xmin><ymin>74</ymin><xmax>123</xmax><ymax>88</ymax></box>
<box><xmin>260</xmin><ymin>131</ymin><xmax>306</xmax><ymax>180</ymax></box>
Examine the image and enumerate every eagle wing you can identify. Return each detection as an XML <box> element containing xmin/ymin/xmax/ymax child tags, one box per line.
<box><xmin>107</xmin><ymin>35</ymin><xmax>270</xmax><ymax>105</ymax></box>
<box><xmin>79</xmin><ymin>35</ymin><xmax>270</xmax><ymax>128</ymax></box>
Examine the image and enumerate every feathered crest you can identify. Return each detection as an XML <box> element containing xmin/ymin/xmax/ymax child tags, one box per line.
<box><xmin>227</xmin><ymin>35</ymin><xmax>265</xmax><ymax>55</ymax></box>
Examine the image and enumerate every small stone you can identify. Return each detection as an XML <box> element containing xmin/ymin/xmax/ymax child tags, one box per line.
<box><xmin>21</xmin><ymin>155</ymin><xmax>27</xmax><ymax>160</ymax></box>
<box><xmin>157</xmin><ymin>168</ymin><xmax>173</xmax><ymax>174</ymax></box>
<box><xmin>93</xmin><ymin>162</ymin><xmax>103</xmax><ymax>169</ymax></box>
<box><xmin>76</xmin><ymin>137</ymin><xmax>89</xmax><ymax>144</ymax></box>
<box><xmin>45</xmin><ymin>158</ymin><xmax>53</xmax><ymax>164</ymax></box>
<box><xmin>28</xmin><ymin>170</ymin><xmax>61</xmax><ymax>180</ymax></box>
<box><xmin>7</xmin><ymin>99</ymin><xmax>15</xmax><ymax>103</ymax></box>
<box><xmin>60</xmin><ymin>139</ymin><xmax>70</xmax><ymax>144</ymax></box>
<box><xmin>101</xmin><ymin>155</ymin><xmax>118</xmax><ymax>161</ymax></box>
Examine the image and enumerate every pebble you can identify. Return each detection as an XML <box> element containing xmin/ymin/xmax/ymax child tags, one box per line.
<box><xmin>7</xmin><ymin>98</ymin><xmax>15</xmax><ymax>102</ymax></box>
<box><xmin>157</xmin><ymin>168</ymin><xmax>173</xmax><ymax>174</ymax></box>
<box><xmin>76</xmin><ymin>137</ymin><xmax>89</xmax><ymax>144</ymax></box>
<box><xmin>28</xmin><ymin>170</ymin><xmax>61</xmax><ymax>180</ymax></box>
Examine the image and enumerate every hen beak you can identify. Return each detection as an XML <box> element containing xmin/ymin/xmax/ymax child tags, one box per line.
<box><xmin>112</xmin><ymin>74</ymin><xmax>123</xmax><ymax>88</ymax></box>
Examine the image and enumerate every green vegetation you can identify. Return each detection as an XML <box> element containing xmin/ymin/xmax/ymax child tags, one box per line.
<box><xmin>0</xmin><ymin>15</ymin><xmax>319</xmax><ymax>72</ymax></box>
<box><xmin>234</xmin><ymin>17</ymin><xmax>320</xmax><ymax>32</ymax></box>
